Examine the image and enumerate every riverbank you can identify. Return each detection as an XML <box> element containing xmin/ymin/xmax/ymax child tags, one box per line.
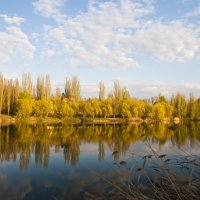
<box><xmin>0</xmin><ymin>115</ymin><xmax>182</xmax><ymax>125</ymax></box>
<box><xmin>1</xmin><ymin>114</ymin><xmax>200</xmax><ymax>126</ymax></box>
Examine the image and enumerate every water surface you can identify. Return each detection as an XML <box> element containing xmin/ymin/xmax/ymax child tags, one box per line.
<box><xmin>0</xmin><ymin>123</ymin><xmax>200</xmax><ymax>199</ymax></box>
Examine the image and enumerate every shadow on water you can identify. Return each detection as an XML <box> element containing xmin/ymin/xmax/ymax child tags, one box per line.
<box><xmin>0</xmin><ymin>122</ymin><xmax>199</xmax><ymax>199</ymax></box>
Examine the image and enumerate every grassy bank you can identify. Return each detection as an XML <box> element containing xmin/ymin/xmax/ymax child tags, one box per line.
<box><xmin>0</xmin><ymin>115</ymin><xmax>143</xmax><ymax>125</ymax></box>
<box><xmin>0</xmin><ymin>115</ymin><xmax>183</xmax><ymax>125</ymax></box>
<box><xmin>0</xmin><ymin>115</ymin><xmax>184</xmax><ymax>124</ymax></box>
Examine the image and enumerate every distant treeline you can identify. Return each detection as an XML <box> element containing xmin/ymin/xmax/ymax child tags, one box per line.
<box><xmin>0</xmin><ymin>73</ymin><xmax>200</xmax><ymax>120</ymax></box>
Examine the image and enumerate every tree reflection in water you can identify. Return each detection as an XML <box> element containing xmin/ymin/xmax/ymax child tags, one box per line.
<box><xmin>0</xmin><ymin>122</ymin><xmax>200</xmax><ymax>169</ymax></box>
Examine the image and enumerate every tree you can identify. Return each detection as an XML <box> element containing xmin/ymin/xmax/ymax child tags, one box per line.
<box><xmin>174</xmin><ymin>93</ymin><xmax>187</xmax><ymax>118</ymax></box>
<box><xmin>61</xmin><ymin>99</ymin><xmax>74</xmax><ymax>118</ymax></box>
<box><xmin>122</xmin><ymin>87</ymin><xmax>130</xmax><ymax>100</ymax></box>
<box><xmin>130</xmin><ymin>100</ymin><xmax>146</xmax><ymax>118</ymax></box>
<box><xmin>91</xmin><ymin>99</ymin><xmax>102</xmax><ymax>117</ymax></box>
<box><xmin>113</xmin><ymin>80</ymin><xmax>122</xmax><ymax>102</ymax></box>
<box><xmin>5</xmin><ymin>80</ymin><xmax>12</xmax><ymax>115</ymax></box>
<box><xmin>188</xmin><ymin>93</ymin><xmax>196</xmax><ymax>119</ymax></box>
<box><xmin>101</xmin><ymin>99</ymin><xmax>113</xmax><ymax>118</ymax></box>
<box><xmin>153</xmin><ymin>103</ymin><xmax>166</xmax><ymax>121</ymax></box>
<box><xmin>12</xmin><ymin>79</ymin><xmax>19</xmax><ymax>115</ymax></box>
<box><xmin>40</xmin><ymin>99</ymin><xmax>54</xmax><ymax>117</ymax></box>
<box><xmin>36</xmin><ymin>75</ymin><xmax>51</xmax><ymax>100</ymax></box>
<box><xmin>45</xmin><ymin>74</ymin><xmax>51</xmax><ymax>99</ymax></box>
<box><xmin>65</xmin><ymin>76</ymin><xmax>81</xmax><ymax>101</ymax></box>
<box><xmin>163</xmin><ymin>102</ymin><xmax>173</xmax><ymax>119</ymax></box>
<box><xmin>99</xmin><ymin>81</ymin><xmax>105</xmax><ymax>100</ymax></box>
<box><xmin>65</xmin><ymin>78</ymin><xmax>72</xmax><ymax>99</ymax></box>
<box><xmin>113</xmin><ymin>80</ymin><xmax>122</xmax><ymax>117</ymax></box>
<box><xmin>84</xmin><ymin>101</ymin><xmax>95</xmax><ymax>118</ymax></box>
<box><xmin>36</xmin><ymin>75</ymin><xmax>45</xmax><ymax>100</ymax></box>
<box><xmin>22</xmin><ymin>73</ymin><xmax>32</xmax><ymax>96</ymax></box>
<box><xmin>17</xmin><ymin>92</ymin><xmax>34</xmax><ymax>118</ymax></box>
<box><xmin>121</xmin><ymin>99</ymin><xmax>131</xmax><ymax>118</ymax></box>
<box><xmin>0</xmin><ymin>74</ymin><xmax>3</xmax><ymax>115</ymax></box>
<box><xmin>72</xmin><ymin>76</ymin><xmax>80</xmax><ymax>101</ymax></box>
<box><xmin>157</xmin><ymin>94</ymin><xmax>167</xmax><ymax>103</ymax></box>
<box><xmin>195</xmin><ymin>98</ymin><xmax>200</xmax><ymax>119</ymax></box>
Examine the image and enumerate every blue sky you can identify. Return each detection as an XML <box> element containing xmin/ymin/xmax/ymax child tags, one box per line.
<box><xmin>0</xmin><ymin>0</ymin><xmax>200</xmax><ymax>98</ymax></box>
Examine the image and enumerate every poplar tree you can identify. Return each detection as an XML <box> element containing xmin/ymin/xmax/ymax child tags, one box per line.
<box><xmin>65</xmin><ymin>78</ymin><xmax>72</xmax><ymax>99</ymax></box>
<box><xmin>113</xmin><ymin>80</ymin><xmax>122</xmax><ymax>102</ymax></box>
<box><xmin>6</xmin><ymin>80</ymin><xmax>12</xmax><ymax>115</ymax></box>
<box><xmin>122</xmin><ymin>87</ymin><xmax>130</xmax><ymax>100</ymax></box>
<box><xmin>72</xmin><ymin>76</ymin><xmax>80</xmax><ymax>101</ymax></box>
<box><xmin>12</xmin><ymin>79</ymin><xmax>19</xmax><ymax>114</ymax></box>
<box><xmin>113</xmin><ymin>80</ymin><xmax>122</xmax><ymax>117</ymax></box>
<box><xmin>99</xmin><ymin>81</ymin><xmax>105</xmax><ymax>101</ymax></box>
<box><xmin>0</xmin><ymin>74</ymin><xmax>3</xmax><ymax>115</ymax></box>
<box><xmin>45</xmin><ymin>74</ymin><xmax>51</xmax><ymax>99</ymax></box>
<box><xmin>22</xmin><ymin>73</ymin><xmax>32</xmax><ymax>96</ymax></box>
<box><xmin>188</xmin><ymin>94</ymin><xmax>196</xmax><ymax>119</ymax></box>
<box><xmin>36</xmin><ymin>75</ymin><xmax>45</xmax><ymax>99</ymax></box>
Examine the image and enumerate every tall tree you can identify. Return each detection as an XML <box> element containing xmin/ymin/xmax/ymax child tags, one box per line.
<box><xmin>122</xmin><ymin>87</ymin><xmax>130</xmax><ymax>100</ymax></box>
<box><xmin>45</xmin><ymin>74</ymin><xmax>51</xmax><ymax>99</ymax></box>
<box><xmin>99</xmin><ymin>81</ymin><xmax>105</xmax><ymax>100</ymax></box>
<box><xmin>22</xmin><ymin>73</ymin><xmax>32</xmax><ymax>96</ymax></box>
<box><xmin>6</xmin><ymin>80</ymin><xmax>12</xmax><ymax>115</ymax></box>
<box><xmin>188</xmin><ymin>93</ymin><xmax>196</xmax><ymax>119</ymax></box>
<box><xmin>0</xmin><ymin>74</ymin><xmax>3</xmax><ymax>115</ymax></box>
<box><xmin>36</xmin><ymin>75</ymin><xmax>45</xmax><ymax>100</ymax></box>
<box><xmin>113</xmin><ymin>80</ymin><xmax>122</xmax><ymax>102</ymax></box>
<box><xmin>65</xmin><ymin>78</ymin><xmax>72</xmax><ymax>99</ymax></box>
<box><xmin>72</xmin><ymin>76</ymin><xmax>80</xmax><ymax>101</ymax></box>
<box><xmin>113</xmin><ymin>80</ymin><xmax>122</xmax><ymax>117</ymax></box>
<box><xmin>174</xmin><ymin>93</ymin><xmax>187</xmax><ymax>118</ymax></box>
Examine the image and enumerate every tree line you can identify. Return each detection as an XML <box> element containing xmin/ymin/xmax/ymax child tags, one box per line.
<box><xmin>0</xmin><ymin>73</ymin><xmax>200</xmax><ymax>120</ymax></box>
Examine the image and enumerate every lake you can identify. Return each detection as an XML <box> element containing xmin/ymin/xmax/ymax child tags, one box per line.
<box><xmin>0</xmin><ymin>122</ymin><xmax>200</xmax><ymax>200</ymax></box>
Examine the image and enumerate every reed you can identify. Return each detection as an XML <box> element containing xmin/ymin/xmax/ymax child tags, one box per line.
<box><xmin>83</xmin><ymin>152</ymin><xmax>200</xmax><ymax>200</ymax></box>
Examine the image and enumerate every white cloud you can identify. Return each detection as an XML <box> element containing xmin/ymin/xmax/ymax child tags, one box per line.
<box><xmin>129</xmin><ymin>83</ymin><xmax>200</xmax><ymax>98</ymax></box>
<box><xmin>0</xmin><ymin>15</ymin><xmax>26</xmax><ymax>25</ymax></box>
<box><xmin>41</xmin><ymin>0</ymin><xmax>200</xmax><ymax>69</ymax></box>
<box><xmin>106</xmin><ymin>77</ymin><xmax>200</xmax><ymax>98</ymax></box>
<box><xmin>43</xmin><ymin>0</ymin><xmax>155</xmax><ymax>69</ymax></box>
<box><xmin>0</xmin><ymin>26</ymin><xmax>35</xmax><ymax>63</ymax></box>
<box><xmin>32</xmin><ymin>0</ymin><xmax>65</xmax><ymax>22</ymax></box>
<box><xmin>132</xmin><ymin>21</ymin><xmax>200</xmax><ymax>62</ymax></box>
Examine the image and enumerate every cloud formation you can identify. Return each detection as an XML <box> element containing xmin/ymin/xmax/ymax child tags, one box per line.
<box><xmin>132</xmin><ymin>21</ymin><xmax>200</xmax><ymax>62</ymax></box>
<box><xmin>0</xmin><ymin>27</ymin><xmax>35</xmax><ymax>63</ymax></box>
<box><xmin>32</xmin><ymin>0</ymin><xmax>65</xmax><ymax>21</ymax></box>
<box><xmin>0</xmin><ymin>15</ymin><xmax>26</xmax><ymax>25</ymax></box>
<box><xmin>117</xmin><ymin>80</ymin><xmax>200</xmax><ymax>98</ymax></box>
<box><xmin>43</xmin><ymin>0</ymin><xmax>155</xmax><ymax>69</ymax></box>
<box><xmin>41</xmin><ymin>0</ymin><xmax>200</xmax><ymax>69</ymax></box>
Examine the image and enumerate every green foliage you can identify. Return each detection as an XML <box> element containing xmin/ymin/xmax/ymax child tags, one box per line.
<box><xmin>101</xmin><ymin>99</ymin><xmax>113</xmax><ymax>118</ymax></box>
<box><xmin>17</xmin><ymin>98</ymin><xmax>34</xmax><ymax>118</ymax></box>
<box><xmin>60</xmin><ymin>99</ymin><xmax>74</xmax><ymax>118</ymax></box>
<box><xmin>0</xmin><ymin>72</ymin><xmax>200</xmax><ymax>120</ymax></box>
<box><xmin>173</xmin><ymin>93</ymin><xmax>187</xmax><ymax>118</ymax></box>
<box><xmin>153</xmin><ymin>103</ymin><xmax>166</xmax><ymax>121</ymax></box>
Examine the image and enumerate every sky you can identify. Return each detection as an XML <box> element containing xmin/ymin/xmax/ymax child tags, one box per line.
<box><xmin>0</xmin><ymin>0</ymin><xmax>200</xmax><ymax>98</ymax></box>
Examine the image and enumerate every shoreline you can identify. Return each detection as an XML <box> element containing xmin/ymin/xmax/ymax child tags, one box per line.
<box><xmin>1</xmin><ymin>115</ymin><xmax>199</xmax><ymax>125</ymax></box>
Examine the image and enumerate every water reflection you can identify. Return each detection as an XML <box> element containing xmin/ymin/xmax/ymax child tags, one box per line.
<box><xmin>0</xmin><ymin>123</ymin><xmax>200</xmax><ymax>169</ymax></box>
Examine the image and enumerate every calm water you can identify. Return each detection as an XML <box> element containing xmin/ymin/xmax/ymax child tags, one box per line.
<box><xmin>0</xmin><ymin>123</ymin><xmax>200</xmax><ymax>200</ymax></box>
